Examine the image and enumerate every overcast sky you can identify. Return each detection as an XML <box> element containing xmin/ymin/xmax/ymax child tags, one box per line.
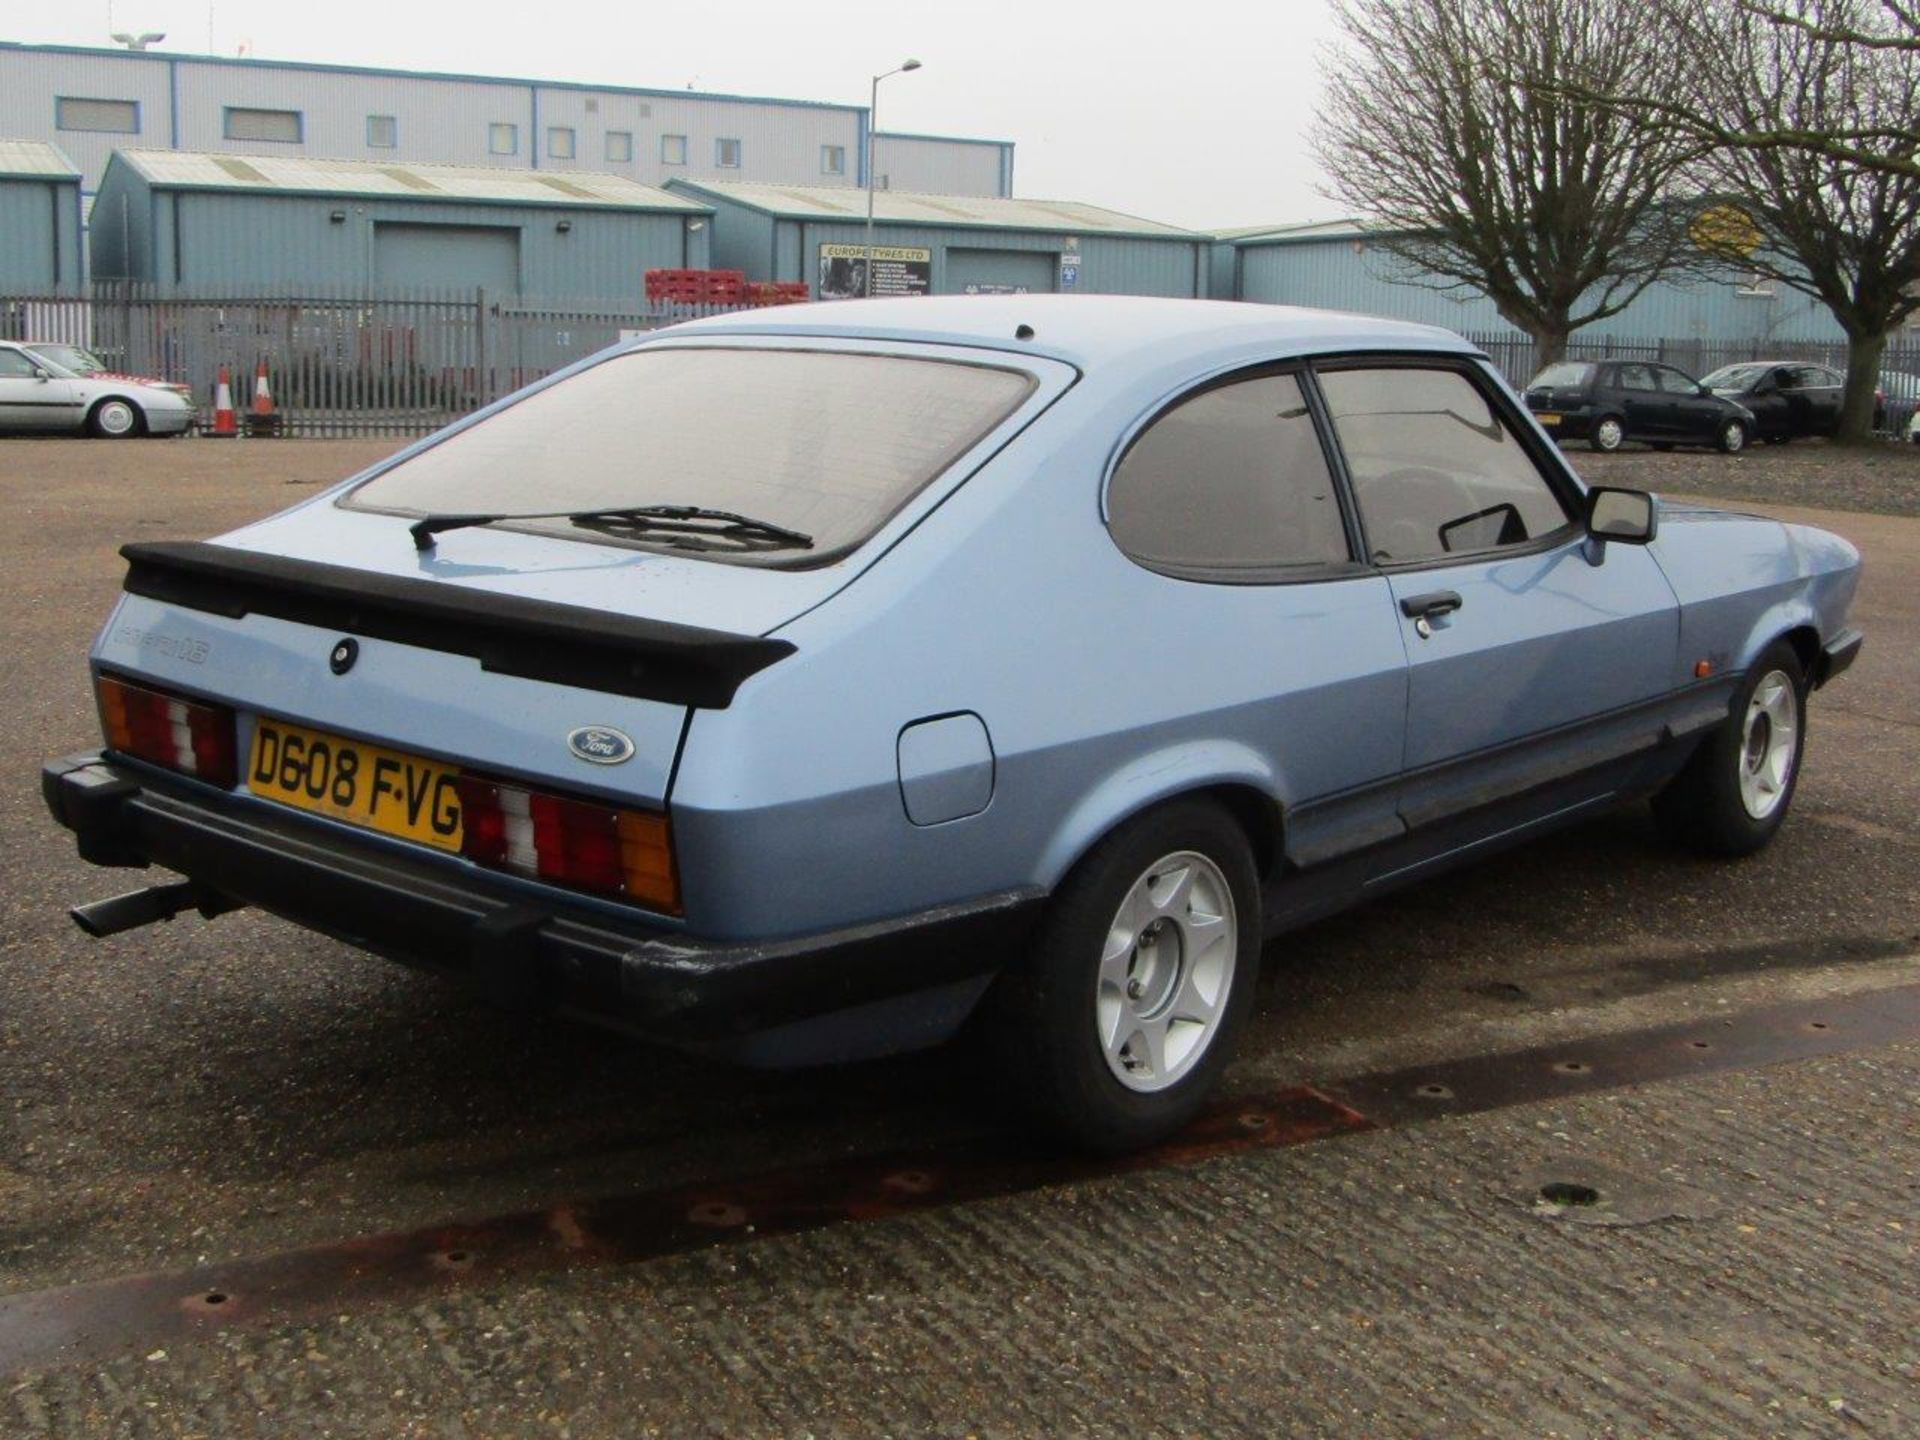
<box><xmin>16</xmin><ymin>0</ymin><xmax>1348</xmax><ymax>230</ymax></box>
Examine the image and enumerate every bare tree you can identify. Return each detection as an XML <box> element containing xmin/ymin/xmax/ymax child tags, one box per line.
<box><xmin>1659</xmin><ymin>0</ymin><xmax>1920</xmax><ymax>440</ymax></box>
<box><xmin>1313</xmin><ymin>0</ymin><xmax>1705</xmax><ymax>367</ymax></box>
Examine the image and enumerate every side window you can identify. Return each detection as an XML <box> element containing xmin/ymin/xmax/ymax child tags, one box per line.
<box><xmin>1318</xmin><ymin>366</ymin><xmax>1573</xmax><ymax>565</ymax></box>
<box><xmin>1792</xmin><ymin>366</ymin><xmax>1830</xmax><ymax>389</ymax></box>
<box><xmin>0</xmin><ymin>350</ymin><xmax>40</xmax><ymax>378</ymax></box>
<box><xmin>1616</xmin><ymin>364</ymin><xmax>1656</xmax><ymax>391</ymax></box>
<box><xmin>1107</xmin><ymin>371</ymin><xmax>1351</xmax><ymax>578</ymax></box>
<box><xmin>1655</xmin><ymin>367</ymin><xmax>1698</xmax><ymax>394</ymax></box>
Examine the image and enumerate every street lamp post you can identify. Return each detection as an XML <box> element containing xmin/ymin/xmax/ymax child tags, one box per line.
<box><xmin>864</xmin><ymin>59</ymin><xmax>922</xmax><ymax>298</ymax></box>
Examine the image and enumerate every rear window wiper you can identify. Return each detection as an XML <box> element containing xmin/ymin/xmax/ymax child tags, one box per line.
<box><xmin>409</xmin><ymin>504</ymin><xmax>813</xmax><ymax>553</ymax></box>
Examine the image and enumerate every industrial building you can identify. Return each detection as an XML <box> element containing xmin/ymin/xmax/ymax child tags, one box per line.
<box><xmin>89</xmin><ymin>150</ymin><xmax>712</xmax><ymax>296</ymax></box>
<box><xmin>667</xmin><ymin>179</ymin><xmax>1207</xmax><ymax>299</ymax></box>
<box><xmin>0</xmin><ymin>140</ymin><xmax>84</xmax><ymax>293</ymax></box>
<box><xmin>1220</xmin><ymin>218</ymin><xmax>1867</xmax><ymax>346</ymax></box>
<box><xmin>0</xmin><ymin>41</ymin><xmax>1013</xmax><ymax>238</ymax></box>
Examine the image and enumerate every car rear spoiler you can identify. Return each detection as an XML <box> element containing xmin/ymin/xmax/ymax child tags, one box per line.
<box><xmin>119</xmin><ymin>541</ymin><xmax>796</xmax><ymax>709</ymax></box>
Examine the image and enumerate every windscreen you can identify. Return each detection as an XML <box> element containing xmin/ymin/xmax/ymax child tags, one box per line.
<box><xmin>27</xmin><ymin>345</ymin><xmax>106</xmax><ymax>376</ymax></box>
<box><xmin>346</xmin><ymin>347</ymin><xmax>1036</xmax><ymax>562</ymax></box>
<box><xmin>1702</xmin><ymin>364</ymin><xmax>1768</xmax><ymax>390</ymax></box>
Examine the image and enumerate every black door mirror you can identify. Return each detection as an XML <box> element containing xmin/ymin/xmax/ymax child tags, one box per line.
<box><xmin>1586</xmin><ymin>487</ymin><xmax>1656</xmax><ymax>544</ymax></box>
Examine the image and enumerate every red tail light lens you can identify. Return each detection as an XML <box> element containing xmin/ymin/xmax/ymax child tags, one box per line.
<box><xmin>96</xmin><ymin>673</ymin><xmax>238</xmax><ymax>789</ymax></box>
<box><xmin>454</xmin><ymin>774</ymin><xmax>680</xmax><ymax>914</ymax></box>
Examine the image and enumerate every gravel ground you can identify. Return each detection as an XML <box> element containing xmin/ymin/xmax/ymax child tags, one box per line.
<box><xmin>1</xmin><ymin>436</ymin><xmax>1916</xmax><ymax>1435</ymax></box>
<box><xmin>1572</xmin><ymin>436</ymin><xmax>1920</xmax><ymax>517</ymax></box>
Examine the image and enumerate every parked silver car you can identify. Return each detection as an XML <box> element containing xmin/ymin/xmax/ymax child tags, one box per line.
<box><xmin>0</xmin><ymin>341</ymin><xmax>194</xmax><ymax>438</ymax></box>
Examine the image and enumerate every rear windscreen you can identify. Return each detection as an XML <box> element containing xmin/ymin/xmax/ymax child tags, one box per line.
<box><xmin>345</xmin><ymin>346</ymin><xmax>1037</xmax><ymax>563</ymax></box>
<box><xmin>1529</xmin><ymin>362</ymin><xmax>1594</xmax><ymax>388</ymax></box>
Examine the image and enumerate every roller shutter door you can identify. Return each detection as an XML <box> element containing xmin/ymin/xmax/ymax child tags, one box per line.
<box><xmin>946</xmin><ymin>247</ymin><xmax>1055</xmax><ymax>296</ymax></box>
<box><xmin>374</xmin><ymin>223</ymin><xmax>521</xmax><ymax>294</ymax></box>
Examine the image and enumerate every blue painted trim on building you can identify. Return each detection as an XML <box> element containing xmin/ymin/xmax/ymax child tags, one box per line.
<box><xmin>872</xmin><ymin>129</ymin><xmax>1015</xmax><ymax>148</ymax></box>
<box><xmin>167</xmin><ymin>58</ymin><xmax>180</xmax><ymax>147</ymax></box>
<box><xmin>1</xmin><ymin>40</ymin><xmax>883</xmax><ymax>117</ymax></box>
<box><xmin>665</xmin><ymin>179</ymin><xmax>1191</xmax><ymax>242</ymax></box>
<box><xmin>855</xmin><ymin>108</ymin><xmax>869</xmax><ymax>188</ymax></box>
<box><xmin>529</xmin><ymin>83</ymin><xmax>540</xmax><ymax>170</ymax></box>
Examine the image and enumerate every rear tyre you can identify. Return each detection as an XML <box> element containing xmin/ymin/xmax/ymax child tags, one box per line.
<box><xmin>87</xmin><ymin>398</ymin><xmax>144</xmax><ymax>439</ymax></box>
<box><xmin>1590</xmin><ymin>415</ymin><xmax>1625</xmax><ymax>452</ymax></box>
<box><xmin>985</xmin><ymin>798</ymin><xmax>1262</xmax><ymax>1152</ymax></box>
<box><xmin>1715</xmin><ymin>418</ymin><xmax>1749</xmax><ymax>454</ymax></box>
<box><xmin>1653</xmin><ymin>641</ymin><xmax>1806</xmax><ymax>856</ymax></box>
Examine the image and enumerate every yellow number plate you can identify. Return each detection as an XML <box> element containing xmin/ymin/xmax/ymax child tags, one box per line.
<box><xmin>1535</xmin><ymin>412</ymin><xmax>1562</xmax><ymax>426</ymax></box>
<box><xmin>248</xmin><ymin>717</ymin><xmax>463</xmax><ymax>852</ymax></box>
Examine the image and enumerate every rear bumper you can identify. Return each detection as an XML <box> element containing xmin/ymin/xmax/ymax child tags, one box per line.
<box><xmin>43</xmin><ymin>752</ymin><xmax>1043</xmax><ymax>1066</ymax></box>
<box><xmin>1528</xmin><ymin>406</ymin><xmax>1592</xmax><ymax>440</ymax></box>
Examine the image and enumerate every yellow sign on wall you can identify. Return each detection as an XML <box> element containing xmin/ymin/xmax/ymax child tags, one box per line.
<box><xmin>1691</xmin><ymin>205</ymin><xmax>1764</xmax><ymax>259</ymax></box>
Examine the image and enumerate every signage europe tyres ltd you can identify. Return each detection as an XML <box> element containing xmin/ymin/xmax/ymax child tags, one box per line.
<box><xmin>819</xmin><ymin>244</ymin><xmax>933</xmax><ymax>299</ymax></box>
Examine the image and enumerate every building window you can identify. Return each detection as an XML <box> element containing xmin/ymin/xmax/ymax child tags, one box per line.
<box><xmin>56</xmin><ymin>97</ymin><xmax>139</xmax><ymax>134</ymax></box>
<box><xmin>605</xmin><ymin>130</ymin><xmax>633</xmax><ymax>163</ymax></box>
<box><xmin>489</xmin><ymin>122</ymin><xmax>519</xmax><ymax>156</ymax></box>
<box><xmin>366</xmin><ymin>115</ymin><xmax>397</xmax><ymax>148</ymax></box>
<box><xmin>547</xmin><ymin>126</ymin><xmax>576</xmax><ymax>160</ymax></box>
<box><xmin>660</xmin><ymin>133</ymin><xmax>688</xmax><ymax>165</ymax></box>
<box><xmin>821</xmin><ymin>144</ymin><xmax>846</xmax><ymax>176</ymax></box>
<box><xmin>715</xmin><ymin>137</ymin><xmax>742</xmax><ymax>168</ymax></box>
<box><xmin>224</xmin><ymin>107</ymin><xmax>303</xmax><ymax>143</ymax></box>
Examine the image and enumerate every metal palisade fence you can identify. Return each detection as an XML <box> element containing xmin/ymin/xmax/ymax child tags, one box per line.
<box><xmin>1472</xmin><ymin>331</ymin><xmax>1920</xmax><ymax>434</ymax></box>
<box><xmin>0</xmin><ymin>283</ymin><xmax>748</xmax><ymax>437</ymax></box>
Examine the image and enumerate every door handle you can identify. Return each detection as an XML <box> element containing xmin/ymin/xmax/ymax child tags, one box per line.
<box><xmin>1399</xmin><ymin>590</ymin><xmax>1464</xmax><ymax>621</ymax></box>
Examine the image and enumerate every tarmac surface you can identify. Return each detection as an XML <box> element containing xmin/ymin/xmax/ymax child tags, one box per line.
<box><xmin>1</xmin><ymin>436</ymin><xmax>1916</xmax><ymax>1436</ymax></box>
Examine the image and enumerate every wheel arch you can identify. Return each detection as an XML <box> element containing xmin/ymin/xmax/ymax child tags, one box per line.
<box><xmin>1034</xmin><ymin>742</ymin><xmax>1289</xmax><ymax>895</ymax></box>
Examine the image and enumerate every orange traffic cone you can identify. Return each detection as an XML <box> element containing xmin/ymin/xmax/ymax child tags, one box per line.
<box><xmin>246</xmin><ymin>358</ymin><xmax>282</xmax><ymax>436</ymax></box>
<box><xmin>209</xmin><ymin>366</ymin><xmax>238</xmax><ymax>438</ymax></box>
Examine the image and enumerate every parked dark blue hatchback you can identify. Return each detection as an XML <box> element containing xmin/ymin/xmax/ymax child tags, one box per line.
<box><xmin>1524</xmin><ymin>359</ymin><xmax>1757</xmax><ymax>453</ymax></box>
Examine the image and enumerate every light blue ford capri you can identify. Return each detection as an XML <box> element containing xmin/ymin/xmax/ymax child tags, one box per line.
<box><xmin>45</xmin><ymin>297</ymin><xmax>1863</xmax><ymax>1149</ymax></box>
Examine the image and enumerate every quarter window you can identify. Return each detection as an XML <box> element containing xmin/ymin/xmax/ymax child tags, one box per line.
<box><xmin>1318</xmin><ymin>366</ymin><xmax>1572</xmax><ymax>565</ymax></box>
<box><xmin>1107</xmin><ymin>372</ymin><xmax>1350</xmax><ymax>578</ymax></box>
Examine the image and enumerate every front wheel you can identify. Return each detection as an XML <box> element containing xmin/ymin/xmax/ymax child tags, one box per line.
<box><xmin>87</xmin><ymin>398</ymin><xmax>145</xmax><ymax>439</ymax></box>
<box><xmin>1590</xmin><ymin>415</ymin><xmax>1626</xmax><ymax>452</ymax></box>
<box><xmin>1653</xmin><ymin>641</ymin><xmax>1806</xmax><ymax>855</ymax></box>
<box><xmin>984</xmin><ymin>798</ymin><xmax>1262</xmax><ymax>1152</ymax></box>
<box><xmin>1715</xmin><ymin>418</ymin><xmax>1749</xmax><ymax>454</ymax></box>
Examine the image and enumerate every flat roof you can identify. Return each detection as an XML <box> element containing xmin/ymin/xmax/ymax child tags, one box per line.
<box><xmin>109</xmin><ymin>150</ymin><xmax>710</xmax><ymax>212</ymax></box>
<box><xmin>0</xmin><ymin>139</ymin><xmax>81</xmax><ymax>181</ymax></box>
<box><xmin>1217</xmin><ymin>217</ymin><xmax>1389</xmax><ymax>245</ymax></box>
<box><xmin>666</xmin><ymin>179</ymin><xmax>1195</xmax><ymax>239</ymax></box>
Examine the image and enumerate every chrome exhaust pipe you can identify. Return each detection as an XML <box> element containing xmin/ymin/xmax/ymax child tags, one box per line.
<box><xmin>70</xmin><ymin>882</ymin><xmax>237</xmax><ymax>938</ymax></box>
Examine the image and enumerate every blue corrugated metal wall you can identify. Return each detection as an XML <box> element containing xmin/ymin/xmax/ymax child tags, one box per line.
<box><xmin>89</xmin><ymin>165</ymin><xmax>707</xmax><ymax>299</ymax></box>
<box><xmin>691</xmin><ymin>190</ymin><xmax>1204</xmax><ymax>298</ymax></box>
<box><xmin>0</xmin><ymin>174</ymin><xmax>84</xmax><ymax>292</ymax></box>
<box><xmin>1232</xmin><ymin>235</ymin><xmax>1851</xmax><ymax>344</ymax></box>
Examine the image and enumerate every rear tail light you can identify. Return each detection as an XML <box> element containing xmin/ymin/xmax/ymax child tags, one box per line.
<box><xmin>454</xmin><ymin>774</ymin><xmax>680</xmax><ymax>914</ymax></box>
<box><xmin>95</xmin><ymin>673</ymin><xmax>238</xmax><ymax>789</ymax></box>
